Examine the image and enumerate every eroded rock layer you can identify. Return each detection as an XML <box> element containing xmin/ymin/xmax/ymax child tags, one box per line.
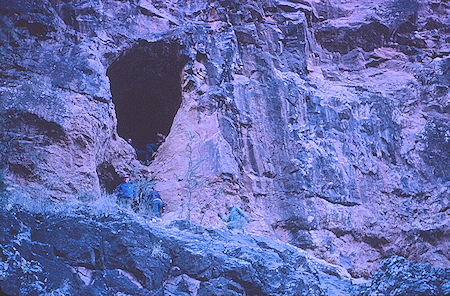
<box><xmin>0</xmin><ymin>0</ymin><xmax>448</xmax><ymax>277</ymax></box>
<box><xmin>1</xmin><ymin>208</ymin><xmax>448</xmax><ymax>295</ymax></box>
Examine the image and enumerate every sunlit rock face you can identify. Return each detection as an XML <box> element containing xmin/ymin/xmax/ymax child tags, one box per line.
<box><xmin>0</xmin><ymin>0</ymin><xmax>448</xmax><ymax>277</ymax></box>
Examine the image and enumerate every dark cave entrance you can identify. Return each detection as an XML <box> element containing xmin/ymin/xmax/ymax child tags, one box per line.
<box><xmin>107</xmin><ymin>40</ymin><xmax>186</xmax><ymax>150</ymax></box>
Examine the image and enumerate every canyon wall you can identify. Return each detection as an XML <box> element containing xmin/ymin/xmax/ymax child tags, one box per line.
<box><xmin>0</xmin><ymin>0</ymin><xmax>448</xmax><ymax>277</ymax></box>
<box><xmin>2</xmin><ymin>208</ymin><xmax>448</xmax><ymax>295</ymax></box>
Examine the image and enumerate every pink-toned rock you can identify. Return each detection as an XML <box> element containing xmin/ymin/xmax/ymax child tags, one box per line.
<box><xmin>0</xmin><ymin>0</ymin><xmax>448</xmax><ymax>277</ymax></box>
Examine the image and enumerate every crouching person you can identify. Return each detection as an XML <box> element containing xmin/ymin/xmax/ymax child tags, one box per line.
<box><xmin>114</xmin><ymin>174</ymin><xmax>136</xmax><ymax>208</ymax></box>
<box><xmin>149</xmin><ymin>189</ymin><xmax>165</xmax><ymax>222</ymax></box>
<box><xmin>218</xmin><ymin>202</ymin><xmax>250</xmax><ymax>234</ymax></box>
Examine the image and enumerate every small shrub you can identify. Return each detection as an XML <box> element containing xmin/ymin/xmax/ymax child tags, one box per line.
<box><xmin>176</xmin><ymin>132</ymin><xmax>206</xmax><ymax>221</ymax></box>
<box><xmin>151</xmin><ymin>243</ymin><xmax>170</xmax><ymax>260</ymax></box>
<box><xmin>131</xmin><ymin>176</ymin><xmax>155</xmax><ymax>215</ymax></box>
<box><xmin>74</xmin><ymin>190</ymin><xmax>96</xmax><ymax>202</ymax></box>
<box><xmin>5</xmin><ymin>188</ymin><xmax>56</xmax><ymax>214</ymax></box>
<box><xmin>88</xmin><ymin>193</ymin><xmax>120</xmax><ymax>217</ymax></box>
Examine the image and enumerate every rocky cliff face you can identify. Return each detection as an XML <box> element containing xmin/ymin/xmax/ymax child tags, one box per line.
<box><xmin>1</xmin><ymin>207</ymin><xmax>448</xmax><ymax>295</ymax></box>
<box><xmin>0</xmin><ymin>0</ymin><xmax>448</xmax><ymax>278</ymax></box>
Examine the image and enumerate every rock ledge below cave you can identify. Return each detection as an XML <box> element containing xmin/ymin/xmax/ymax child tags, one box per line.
<box><xmin>0</xmin><ymin>206</ymin><xmax>448</xmax><ymax>296</ymax></box>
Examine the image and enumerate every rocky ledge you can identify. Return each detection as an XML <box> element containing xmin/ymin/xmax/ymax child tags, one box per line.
<box><xmin>0</xmin><ymin>206</ymin><xmax>448</xmax><ymax>296</ymax></box>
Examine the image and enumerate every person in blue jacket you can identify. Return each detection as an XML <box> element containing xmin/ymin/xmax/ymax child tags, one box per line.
<box><xmin>218</xmin><ymin>202</ymin><xmax>250</xmax><ymax>233</ymax></box>
<box><xmin>149</xmin><ymin>189</ymin><xmax>165</xmax><ymax>221</ymax></box>
<box><xmin>145</xmin><ymin>133</ymin><xmax>166</xmax><ymax>159</ymax></box>
<box><xmin>114</xmin><ymin>174</ymin><xmax>136</xmax><ymax>208</ymax></box>
<box><xmin>127</xmin><ymin>138</ymin><xmax>151</xmax><ymax>165</ymax></box>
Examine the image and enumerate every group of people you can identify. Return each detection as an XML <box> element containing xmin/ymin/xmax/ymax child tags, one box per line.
<box><xmin>118</xmin><ymin>132</ymin><xmax>250</xmax><ymax>229</ymax></box>
<box><xmin>127</xmin><ymin>133</ymin><xmax>166</xmax><ymax>165</ymax></box>
<box><xmin>114</xmin><ymin>175</ymin><xmax>250</xmax><ymax>231</ymax></box>
<box><xmin>114</xmin><ymin>174</ymin><xmax>165</xmax><ymax>221</ymax></box>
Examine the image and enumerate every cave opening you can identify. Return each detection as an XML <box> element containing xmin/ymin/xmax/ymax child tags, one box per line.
<box><xmin>107</xmin><ymin>40</ymin><xmax>186</xmax><ymax>151</ymax></box>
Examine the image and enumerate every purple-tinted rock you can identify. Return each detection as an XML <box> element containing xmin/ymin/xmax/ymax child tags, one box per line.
<box><xmin>0</xmin><ymin>0</ymin><xmax>448</xmax><ymax>279</ymax></box>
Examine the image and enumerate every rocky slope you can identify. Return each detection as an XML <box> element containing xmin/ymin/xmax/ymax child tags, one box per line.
<box><xmin>1</xmin><ymin>206</ymin><xmax>448</xmax><ymax>296</ymax></box>
<box><xmin>0</xmin><ymin>0</ymin><xmax>448</xmax><ymax>279</ymax></box>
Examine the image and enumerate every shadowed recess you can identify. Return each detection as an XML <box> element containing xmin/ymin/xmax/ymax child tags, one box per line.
<box><xmin>107</xmin><ymin>40</ymin><xmax>186</xmax><ymax>149</ymax></box>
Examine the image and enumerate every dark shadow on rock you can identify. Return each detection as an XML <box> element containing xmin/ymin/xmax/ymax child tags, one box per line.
<box><xmin>107</xmin><ymin>40</ymin><xmax>187</xmax><ymax>150</ymax></box>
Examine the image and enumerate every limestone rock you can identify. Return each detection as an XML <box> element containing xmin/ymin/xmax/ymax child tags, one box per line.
<box><xmin>359</xmin><ymin>255</ymin><xmax>450</xmax><ymax>296</ymax></box>
<box><xmin>0</xmin><ymin>0</ymin><xmax>448</xmax><ymax>278</ymax></box>
<box><xmin>0</xmin><ymin>208</ymin><xmax>357</xmax><ymax>295</ymax></box>
<box><xmin>1</xmin><ymin>208</ymin><xmax>448</xmax><ymax>295</ymax></box>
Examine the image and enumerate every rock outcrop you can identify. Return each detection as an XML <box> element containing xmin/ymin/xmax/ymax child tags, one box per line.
<box><xmin>360</xmin><ymin>255</ymin><xmax>449</xmax><ymax>296</ymax></box>
<box><xmin>0</xmin><ymin>207</ymin><xmax>356</xmax><ymax>295</ymax></box>
<box><xmin>0</xmin><ymin>0</ymin><xmax>448</xmax><ymax>278</ymax></box>
<box><xmin>1</xmin><ymin>207</ymin><xmax>448</xmax><ymax>295</ymax></box>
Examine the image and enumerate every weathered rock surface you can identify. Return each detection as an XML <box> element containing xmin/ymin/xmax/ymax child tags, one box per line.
<box><xmin>1</xmin><ymin>207</ymin><xmax>448</xmax><ymax>296</ymax></box>
<box><xmin>0</xmin><ymin>0</ymin><xmax>448</xmax><ymax>278</ymax></box>
<box><xmin>359</xmin><ymin>255</ymin><xmax>449</xmax><ymax>296</ymax></box>
<box><xmin>0</xmin><ymin>207</ymin><xmax>357</xmax><ymax>295</ymax></box>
